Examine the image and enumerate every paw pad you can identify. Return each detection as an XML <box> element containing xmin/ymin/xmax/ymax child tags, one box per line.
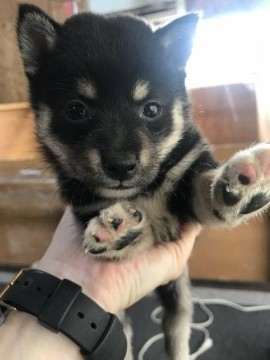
<box><xmin>83</xmin><ymin>203</ymin><xmax>144</xmax><ymax>255</ymax></box>
<box><xmin>111</xmin><ymin>217</ymin><xmax>123</xmax><ymax>230</ymax></box>
<box><xmin>213</xmin><ymin>143</ymin><xmax>270</xmax><ymax>224</ymax></box>
<box><xmin>238</xmin><ymin>174</ymin><xmax>250</xmax><ymax>185</ymax></box>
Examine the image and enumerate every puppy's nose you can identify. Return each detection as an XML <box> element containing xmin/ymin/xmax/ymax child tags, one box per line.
<box><xmin>102</xmin><ymin>154</ymin><xmax>138</xmax><ymax>181</ymax></box>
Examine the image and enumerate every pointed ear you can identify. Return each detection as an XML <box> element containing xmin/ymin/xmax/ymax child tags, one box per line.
<box><xmin>17</xmin><ymin>4</ymin><xmax>60</xmax><ymax>76</ymax></box>
<box><xmin>155</xmin><ymin>13</ymin><xmax>199</xmax><ymax>70</ymax></box>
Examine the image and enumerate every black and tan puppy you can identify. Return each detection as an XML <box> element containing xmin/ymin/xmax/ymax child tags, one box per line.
<box><xmin>17</xmin><ymin>4</ymin><xmax>270</xmax><ymax>359</ymax></box>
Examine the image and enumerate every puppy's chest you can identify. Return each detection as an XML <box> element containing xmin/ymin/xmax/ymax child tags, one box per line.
<box><xmin>134</xmin><ymin>193</ymin><xmax>180</xmax><ymax>243</ymax></box>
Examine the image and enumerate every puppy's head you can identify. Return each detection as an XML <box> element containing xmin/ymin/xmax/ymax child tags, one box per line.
<box><xmin>17</xmin><ymin>4</ymin><xmax>198</xmax><ymax>198</ymax></box>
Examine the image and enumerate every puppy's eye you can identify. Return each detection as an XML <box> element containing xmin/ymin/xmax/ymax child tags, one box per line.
<box><xmin>143</xmin><ymin>102</ymin><xmax>161</xmax><ymax>119</ymax></box>
<box><xmin>64</xmin><ymin>101</ymin><xmax>90</xmax><ymax>122</ymax></box>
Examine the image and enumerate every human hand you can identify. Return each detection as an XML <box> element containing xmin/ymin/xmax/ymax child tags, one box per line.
<box><xmin>37</xmin><ymin>207</ymin><xmax>201</xmax><ymax>314</ymax></box>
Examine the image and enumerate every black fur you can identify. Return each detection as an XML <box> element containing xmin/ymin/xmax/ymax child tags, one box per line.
<box><xmin>115</xmin><ymin>231</ymin><xmax>142</xmax><ymax>250</ymax></box>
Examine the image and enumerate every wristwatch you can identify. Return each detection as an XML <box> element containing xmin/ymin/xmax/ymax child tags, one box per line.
<box><xmin>0</xmin><ymin>268</ymin><xmax>127</xmax><ymax>360</ymax></box>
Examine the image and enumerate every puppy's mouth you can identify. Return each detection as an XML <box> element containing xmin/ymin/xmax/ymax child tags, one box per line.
<box><xmin>94</xmin><ymin>176</ymin><xmax>142</xmax><ymax>197</ymax></box>
<box><xmin>97</xmin><ymin>184</ymin><xmax>140</xmax><ymax>198</ymax></box>
<box><xmin>110</xmin><ymin>182</ymin><xmax>135</xmax><ymax>189</ymax></box>
<box><xmin>103</xmin><ymin>180</ymin><xmax>139</xmax><ymax>192</ymax></box>
<box><xmin>99</xmin><ymin>176</ymin><xmax>140</xmax><ymax>189</ymax></box>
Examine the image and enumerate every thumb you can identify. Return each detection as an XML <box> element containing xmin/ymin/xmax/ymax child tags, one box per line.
<box><xmin>160</xmin><ymin>222</ymin><xmax>201</xmax><ymax>282</ymax></box>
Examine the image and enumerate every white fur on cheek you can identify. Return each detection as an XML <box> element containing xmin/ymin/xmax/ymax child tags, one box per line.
<box><xmin>158</xmin><ymin>99</ymin><xmax>184</xmax><ymax>160</ymax></box>
<box><xmin>36</xmin><ymin>104</ymin><xmax>70</xmax><ymax>165</ymax></box>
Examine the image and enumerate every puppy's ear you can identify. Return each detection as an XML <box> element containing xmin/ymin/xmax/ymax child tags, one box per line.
<box><xmin>155</xmin><ymin>13</ymin><xmax>199</xmax><ymax>70</ymax></box>
<box><xmin>17</xmin><ymin>4</ymin><xmax>60</xmax><ymax>76</ymax></box>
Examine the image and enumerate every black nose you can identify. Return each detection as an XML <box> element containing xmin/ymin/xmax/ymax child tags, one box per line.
<box><xmin>102</xmin><ymin>154</ymin><xmax>138</xmax><ymax>181</ymax></box>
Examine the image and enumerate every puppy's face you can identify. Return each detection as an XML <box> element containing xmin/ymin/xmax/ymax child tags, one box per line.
<box><xmin>17</xmin><ymin>5</ymin><xmax>198</xmax><ymax>198</ymax></box>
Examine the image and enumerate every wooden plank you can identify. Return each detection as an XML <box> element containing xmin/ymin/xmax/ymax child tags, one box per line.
<box><xmin>0</xmin><ymin>102</ymin><xmax>29</xmax><ymax>111</ymax></box>
<box><xmin>0</xmin><ymin>214</ymin><xmax>62</xmax><ymax>265</ymax></box>
<box><xmin>0</xmin><ymin>20</ymin><xmax>28</xmax><ymax>103</ymax></box>
<box><xmin>190</xmin><ymin>84</ymin><xmax>259</xmax><ymax>144</ymax></box>
<box><xmin>0</xmin><ymin>103</ymin><xmax>39</xmax><ymax>161</ymax></box>
<box><xmin>0</xmin><ymin>160</ymin><xmax>63</xmax><ymax>265</ymax></box>
<box><xmin>189</xmin><ymin>217</ymin><xmax>270</xmax><ymax>282</ymax></box>
<box><xmin>213</xmin><ymin>143</ymin><xmax>252</xmax><ymax>162</ymax></box>
<box><xmin>0</xmin><ymin>0</ymin><xmax>15</xmax><ymax>21</ymax></box>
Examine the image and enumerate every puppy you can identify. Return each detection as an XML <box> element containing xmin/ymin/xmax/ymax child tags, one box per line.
<box><xmin>17</xmin><ymin>4</ymin><xmax>270</xmax><ymax>359</ymax></box>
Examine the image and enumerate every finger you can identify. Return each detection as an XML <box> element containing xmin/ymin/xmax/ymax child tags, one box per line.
<box><xmin>180</xmin><ymin>222</ymin><xmax>202</xmax><ymax>238</ymax></box>
<box><xmin>52</xmin><ymin>206</ymin><xmax>84</xmax><ymax>247</ymax></box>
<box><xmin>159</xmin><ymin>223</ymin><xmax>201</xmax><ymax>282</ymax></box>
<box><xmin>176</xmin><ymin>222</ymin><xmax>202</xmax><ymax>256</ymax></box>
<box><xmin>177</xmin><ymin>222</ymin><xmax>201</xmax><ymax>257</ymax></box>
<box><xmin>40</xmin><ymin>207</ymin><xmax>84</xmax><ymax>263</ymax></box>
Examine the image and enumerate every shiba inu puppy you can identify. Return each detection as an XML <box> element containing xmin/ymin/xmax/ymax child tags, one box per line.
<box><xmin>17</xmin><ymin>4</ymin><xmax>270</xmax><ymax>359</ymax></box>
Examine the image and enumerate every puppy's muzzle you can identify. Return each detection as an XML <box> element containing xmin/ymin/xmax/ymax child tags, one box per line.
<box><xmin>102</xmin><ymin>153</ymin><xmax>138</xmax><ymax>181</ymax></box>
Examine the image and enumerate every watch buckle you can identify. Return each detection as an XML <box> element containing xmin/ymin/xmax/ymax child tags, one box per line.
<box><xmin>0</xmin><ymin>268</ymin><xmax>27</xmax><ymax>311</ymax></box>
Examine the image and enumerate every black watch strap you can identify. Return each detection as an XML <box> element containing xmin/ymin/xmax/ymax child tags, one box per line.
<box><xmin>0</xmin><ymin>269</ymin><xmax>127</xmax><ymax>360</ymax></box>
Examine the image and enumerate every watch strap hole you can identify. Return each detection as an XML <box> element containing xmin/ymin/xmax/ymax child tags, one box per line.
<box><xmin>77</xmin><ymin>311</ymin><xmax>85</xmax><ymax>319</ymax></box>
<box><xmin>90</xmin><ymin>322</ymin><xmax>97</xmax><ymax>330</ymax></box>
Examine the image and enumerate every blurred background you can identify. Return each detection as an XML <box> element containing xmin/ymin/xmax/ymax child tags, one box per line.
<box><xmin>1</xmin><ymin>0</ymin><xmax>270</xmax><ymax>283</ymax></box>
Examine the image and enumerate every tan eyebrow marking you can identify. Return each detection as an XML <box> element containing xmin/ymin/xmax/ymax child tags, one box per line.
<box><xmin>78</xmin><ymin>79</ymin><xmax>97</xmax><ymax>99</ymax></box>
<box><xmin>132</xmin><ymin>80</ymin><xmax>150</xmax><ymax>101</ymax></box>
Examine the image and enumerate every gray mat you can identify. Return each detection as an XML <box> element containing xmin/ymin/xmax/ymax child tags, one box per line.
<box><xmin>128</xmin><ymin>292</ymin><xmax>270</xmax><ymax>360</ymax></box>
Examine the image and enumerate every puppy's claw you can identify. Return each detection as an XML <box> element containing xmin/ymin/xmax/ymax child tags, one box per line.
<box><xmin>93</xmin><ymin>235</ymin><xmax>100</xmax><ymax>243</ymax></box>
<box><xmin>111</xmin><ymin>217</ymin><xmax>123</xmax><ymax>230</ymax></box>
<box><xmin>83</xmin><ymin>245</ymin><xmax>90</xmax><ymax>254</ymax></box>
<box><xmin>133</xmin><ymin>210</ymin><xmax>142</xmax><ymax>223</ymax></box>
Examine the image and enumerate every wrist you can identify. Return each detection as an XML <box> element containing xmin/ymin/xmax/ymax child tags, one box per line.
<box><xmin>36</xmin><ymin>258</ymin><xmax>111</xmax><ymax>313</ymax></box>
<box><xmin>0</xmin><ymin>311</ymin><xmax>82</xmax><ymax>360</ymax></box>
<box><xmin>0</xmin><ymin>268</ymin><xmax>127</xmax><ymax>360</ymax></box>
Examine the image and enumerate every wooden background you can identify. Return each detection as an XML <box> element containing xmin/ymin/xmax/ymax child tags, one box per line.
<box><xmin>0</xmin><ymin>0</ymin><xmax>88</xmax><ymax>103</ymax></box>
<box><xmin>0</xmin><ymin>0</ymin><xmax>270</xmax><ymax>282</ymax></box>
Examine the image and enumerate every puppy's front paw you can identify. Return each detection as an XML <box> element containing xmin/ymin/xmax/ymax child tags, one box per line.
<box><xmin>83</xmin><ymin>202</ymin><xmax>143</xmax><ymax>256</ymax></box>
<box><xmin>213</xmin><ymin>143</ymin><xmax>270</xmax><ymax>225</ymax></box>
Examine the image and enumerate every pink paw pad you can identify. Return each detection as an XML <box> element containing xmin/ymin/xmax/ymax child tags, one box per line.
<box><xmin>238</xmin><ymin>162</ymin><xmax>257</xmax><ymax>185</ymax></box>
<box><xmin>90</xmin><ymin>209</ymin><xmax>142</xmax><ymax>244</ymax></box>
<box><xmin>92</xmin><ymin>229</ymin><xmax>113</xmax><ymax>243</ymax></box>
